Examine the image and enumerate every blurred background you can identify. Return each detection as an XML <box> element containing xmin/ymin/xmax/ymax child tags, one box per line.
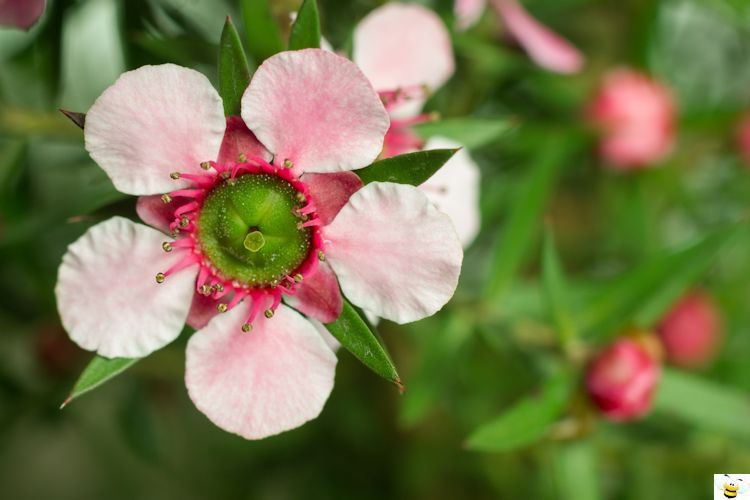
<box><xmin>2</xmin><ymin>0</ymin><xmax>750</xmax><ymax>498</ymax></box>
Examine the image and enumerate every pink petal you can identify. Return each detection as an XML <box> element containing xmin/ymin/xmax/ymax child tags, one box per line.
<box><xmin>325</xmin><ymin>183</ymin><xmax>463</xmax><ymax>323</ymax></box>
<box><xmin>241</xmin><ymin>49</ymin><xmax>389</xmax><ymax>173</ymax></box>
<box><xmin>491</xmin><ymin>0</ymin><xmax>584</xmax><ymax>74</ymax></box>
<box><xmin>302</xmin><ymin>171</ymin><xmax>363</xmax><ymax>226</ymax></box>
<box><xmin>85</xmin><ymin>64</ymin><xmax>226</xmax><ymax>195</ymax></box>
<box><xmin>185</xmin><ymin>302</ymin><xmax>337</xmax><ymax>440</ymax></box>
<box><xmin>420</xmin><ymin>137</ymin><xmax>481</xmax><ymax>247</ymax></box>
<box><xmin>186</xmin><ymin>292</ymin><xmax>221</xmax><ymax>331</ymax></box>
<box><xmin>135</xmin><ymin>195</ymin><xmax>179</xmax><ymax>234</ymax></box>
<box><xmin>455</xmin><ymin>0</ymin><xmax>486</xmax><ymax>31</ymax></box>
<box><xmin>55</xmin><ymin>217</ymin><xmax>198</xmax><ymax>358</ymax></box>
<box><xmin>0</xmin><ymin>0</ymin><xmax>45</xmax><ymax>30</ymax></box>
<box><xmin>310</xmin><ymin>319</ymin><xmax>341</xmax><ymax>352</ymax></box>
<box><xmin>217</xmin><ymin>115</ymin><xmax>272</xmax><ymax>165</ymax></box>
<box><xmin>285</xmin><ymin>261</ymin><xmax>343</xmax><ymax>323</ymax></box>
<box><xmin>353</xmin><ymin>4</ymin><xmax>455</xmax><ymax>92</ymax></box>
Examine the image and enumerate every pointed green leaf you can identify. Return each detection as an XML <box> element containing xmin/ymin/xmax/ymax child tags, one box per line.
<box><xmin>288</xmin><ymin>0</ymin><xmax>321</xmax><ymax>50</ymax></box>
<box><xmin>412</xmin><ymin>117</ymin><xmax>514</xmax><ymax>150</ymax></box>
<box><xmin>485</xmin><ymin>135</ymin><xmax>572</xmax><ymax>299</ymax></box>
<box><xmin>542</xmin><ymin>228</ymin><xmax>577</xmax><ymax>349</ymax></box>
<box><xmin>579</xmin><ymin>224</ymin><xmax>742</xmax><ymax>341</ymax></box>
<box><xmin>354</xmin><ymin>149</ymin><xmax>459</xmax><ymax>186</ymax></box>
<box><xmin>240</xmin><ymin>0</ymin><xmax>284</xmax><ymax>64</ymax></box>
<box><xmin>655</xmin><ymin>368</ymin><xmax>750</xmax><ymax>438</ymax></box>
<box><xmin>466</xmin><ymin>368</ymin><xmax>574</xmax><ymax>452</ymax></box>
<box><xmin>61</xmin><ymin>356</ymin><xmax>139</xmax><ymax>408</ymax></box>
<box><xmin>324</xmin><ymin>299</ymin><xmax>402</xmax><ymax>391</ymax></box>
<box><xmin>218</xmin><ymin>17</ymin><xmax>252</xmax><ymax>116</ymax></box>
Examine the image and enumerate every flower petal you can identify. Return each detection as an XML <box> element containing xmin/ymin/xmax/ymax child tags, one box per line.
<box><xmin>241</xmin><ymin>49</ymin><xmax>389</xmax><ymax>173</ymax></box>
<box><xmin>302</xmin><ymin>171</ymin><xmax>363</xmax><ymax>226</ymax></box>
<box><xmin>491</xmin><ymin>0</ymin><xmax>584</xmax><ymax>74</ymax></box>
<box><xmin>455</xmin><ymin>0</ymin><xmax>486</xmax><ymax>31</ymax></box>
<box><xmin>310</xmin><ymin>319</ymin><xmax>341</xmax><ymax>352</ymax></box>
<box><xmin>186</xmin><ymin>292</ymin><xmax>221</xmax><ymax>331</ymax></box>
<box><xmin>325</xmin><ymin>182</ymin><xmax>463</xmax><ymax>323</ymax></box>
<box><xmin>84</xmin><ymin>64</ymin><xmax>226</xmax><ymax>195</ymax></box>
<box><xmin>55</xmin><ymin>217</ymin><xmax>198</xmax><ymax>358</ymax></box>
<box><xmin>420</xmin><ymin>137</ymin><xmax>481</xmax><ymax>247</ymax></box>
<box><xmin>286</xmin><ymin>261</ymin><xmax>343</xmax><ymax>323</ymax></box>
<box><xmin>185</xmin><ymin>302</ymin><xmax>337</xmax><ymax>440</ymax></box>
<box><xmin>217</xmin><ymin>116</ymin><xmax>272</xmax><ymax>164</ymax></box>
<box><xmin>0</xmin><ymin>0</ymin><xmax>45</xmax><ymax>30</ymax></box>
<box><xmin>135</xmin><ymin>195</ymin><xmax>177</xmax><ymax>234</ymax></box>
<box><xmin>353</xmin><ymin>4</ymin><xmax>455</xmax><ymax>93</ymax></box>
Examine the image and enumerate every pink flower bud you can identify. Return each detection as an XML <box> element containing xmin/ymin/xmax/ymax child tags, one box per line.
<box><xmin>0</xmin><ymin>0</ymin><xmax>45</xmax><ymax>30</ymax></box>
<box><xmin>587</xmin><ymin>69</ymin><xmax>676</xmax><ymax>170</ymax></box>
<box><xmin>585</xmin><ymin>338</ymin><xmax>660</xmax><ymax>421</ymax></box>
<box><xmin>735</xmin><ymin>112</ymin><xmax>750</xmax><ymax>167</ymax></box>
<box><xmin>657</xmin><ymin>291</ymin><xmax>722</xmax><ymax>369</ymax></box>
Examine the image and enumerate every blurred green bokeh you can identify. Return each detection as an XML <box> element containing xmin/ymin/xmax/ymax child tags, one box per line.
<box><xmin>2</xmin><ymin>0</ymin><xmax>750</xmax><ymax>499</ymax></box>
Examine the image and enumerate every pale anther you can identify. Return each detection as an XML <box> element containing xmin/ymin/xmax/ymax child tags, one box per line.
<box><xmin>264</xmin><ymin>309</ymin><xmax>274</xmax><ymax>319</ymax></box>
<box><xmin>294</xmin><ymin>274</ymin><xmax>303</xmax><ymax>283</ymax></box>
<box><xmin>161</xmin><ymin>194</ymin><xmax>172</xmax><ymax>204</ymax></box>
<box><xmin>162</xmin><ymin>242</ymin><xmax>172</xmax><ymax>252</ymax></box>
<box><xmin>238</xmin><ymin>153</ymin><xmax>247</xmax><ymax>162</ymax></box>
<box><xmin>200</xmin><ymin>161</ymin><xmax>211</xmax><ymax>170</ymax></box>
<box><xmin>217</xmin><ymin>303</ymin><xmax>228</xmax><ymax>313</ymax></box>
<box><xmin>170</xmin><ymin>172</ymin><xmax>181</xmax><ymax>180</ymax></box>
<box><xmin>241</xmin><ymin>323</ymin><xmax>252</xmax><ymax>333</ymax></box>
<box><xmin>283</xmin><ymin>159</ymin><xmax>293</xmax><ymax>169</ymax></box>
<box><xmin>317</xmin><ymin>250</ymin><xmax>326</xmax><ymax>261</ymax></box>
<box><xmin>155</xmin><ymin>272</ymin><xmax>166</xmax><ymax>283</ymax></box>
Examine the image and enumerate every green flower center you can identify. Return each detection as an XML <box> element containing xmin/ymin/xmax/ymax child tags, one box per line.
<box><xmin>196</xmin><ymin>174</ymin><xmax>312</xmax><ymax>287</ymax></box>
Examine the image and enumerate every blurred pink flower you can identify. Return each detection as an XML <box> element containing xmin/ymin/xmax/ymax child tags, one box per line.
<box><xmin>56</xmin><ymin>50</ymin><xmax>463</xmax><ymax>439</ymax></box>
<box><xmin>586</xmin><ymin>338</ymin><xmax>660</xmax><ymax>421</ymax></box>
<box><xmin>0</xmin><ymin>0</ymin><xmax>45</xmax><ymax>30</ymax></box>
<box><xmin>354</xmin><ymin>3</ymin><xmax>481</xmax><ymax>247</ymax></box>
<box><xmin>455</xmin><ymin>0</ymin><xmax>584</xmax><ymax>74</ymax></box>
<box><xmin>657</xmin><ymin>291</ymin><xmax>722</xmax><ymax>369</ymax></box>
<box><xmin>588</xmin><ymin>69</ymin><xmax>676</xmax><ymax>170</ymax></box>
<box><xmin>735</xmin><ymin>112</ymin><xmax>750</xmax><ymax>167</ymax></box>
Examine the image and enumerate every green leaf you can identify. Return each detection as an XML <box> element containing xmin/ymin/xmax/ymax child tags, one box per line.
<box><xmin>553</xmin><ymin>440</ymin><xmax>602</xmax><ymax>500</ymax></box>
<box><xmin>542</xmin><ymin>228</ymin><xmax>577</xmax><ymax>349</ymax></box>
<box><xmin>654</xmin><ymin>368</ymin><xmax>750</xmax><ymax>438</ymax></box>
<box><xmin>579</xmin><ymin>224</ymin><xmax>741</xmax><ymax>341</ymax></box>
<box><xmin>412</xmin><ymin>117</ymin><xmax>514</xmax><ymax>150</ymax></box>
<box><xmin>61</xmin><ymin>356</ymin><xmax>139</xmax><ymax>408</ymax></box>
<box><xmin>485</xmin><ymin>135</ymin><xmax>572</xmax><ymax>299</ymax></box>
<box><xmin>466</xmin><ymin>368</ymin><xmax>574</xmax><ymax>452</ymax></box>
<box><xmin>353</xmin><ymin>149</ymin><xmax>459</xmax><ymax>186</ymax></box>
<box><xmin>288</xmin><ymin>0</ymin><xmax>321</xmax><ymax>50</ymax></box>
<box><xmin>240</xmin><ymin>0</ymin><xmax>284</xmax><ymax>64</ymax></box>
<box><xmin>218</xmin><ymin>17</ymin><xmax>252</xmax><ymax>116</ymax></box>
<box><xmin>324</xmin><ymin>300</ymin><xmax>402</xmax><ymax>391</ymax></box>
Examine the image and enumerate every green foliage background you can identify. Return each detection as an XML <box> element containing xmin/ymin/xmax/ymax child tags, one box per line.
<box><xmin>2</xmin><ymin>0</ymin><xmax>750</xmax><ymax>498</ymax></box>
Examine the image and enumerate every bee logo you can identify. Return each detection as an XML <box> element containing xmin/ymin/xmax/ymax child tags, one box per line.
<box><xmin>716</xmin><ymin>474</ymin><xmax>747</xmax><ymax>498</ymax></box>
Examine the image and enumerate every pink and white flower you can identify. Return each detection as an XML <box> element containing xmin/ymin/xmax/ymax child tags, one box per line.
<box><xmin>587</xmin><ymin>68</ymin><xmax>676</xmax><ymax>170</ymax></box>
<box><xmin>353</xmin><ymin>3</ymin><xmax>481</xmax><ymax>247</ymax></box>
<box><xmin>55</xmin><ymin>49</ymin><xmax>463</xmax><ymax>439</ymax></box>
<box><xmin>585</xmin><ymin>338</ymin><xmax>660</xmax><ymax>422</ymax></box>
<box><xmin>454</xmin><ymin>0</ymin><xmax>584</xmax><ymax>74</ymax></box>
<box><xmin>0</xmin><ymin>0</ymin><xmax>45</xmax><ymax>30</ymax></box>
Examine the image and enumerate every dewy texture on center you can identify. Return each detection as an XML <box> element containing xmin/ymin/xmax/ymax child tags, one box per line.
<box><xmin>197</xmin><ymin>173</ymin><xmax>312</xmax><ymax>286</ymax></box>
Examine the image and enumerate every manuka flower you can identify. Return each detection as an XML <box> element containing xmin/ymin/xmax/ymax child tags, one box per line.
<box><xmin>454</xmin><ymin>0</ymin><xmax>584</xmax><ymax>74</ymax></box>
<box><xmin>56</xmin><ymin>49</ymin><xmax>463</xmax><ymax>439</ymax></box>
<box><xmin>353</xmin><ymin>3</ymin><xmax>481</xmax><ymax>247</ymax></box>
<box><xmin>657</xmin><ymin>290</ymin><xmax>722</xmax><ymax>369</ymax></box>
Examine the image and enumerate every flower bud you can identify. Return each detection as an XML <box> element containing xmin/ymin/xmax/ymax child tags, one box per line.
<box><xmin>657</xmin><ymin>291</ymin><xmax>722</xmax><ymax>369</ymax></box>
<box><xmin>587</xmin><ymin>69</ymin><xmax>676</xmax><ymax>170</ymax></box>
<box><xmin>736</xmin><ymin>112</ymin><xmax>750</xmax><ymax>168</ymax></box>
<box><xmin>585</xmin><ymin>338</ymin><xmax>660</xmax><ymax>421</ymax></box>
